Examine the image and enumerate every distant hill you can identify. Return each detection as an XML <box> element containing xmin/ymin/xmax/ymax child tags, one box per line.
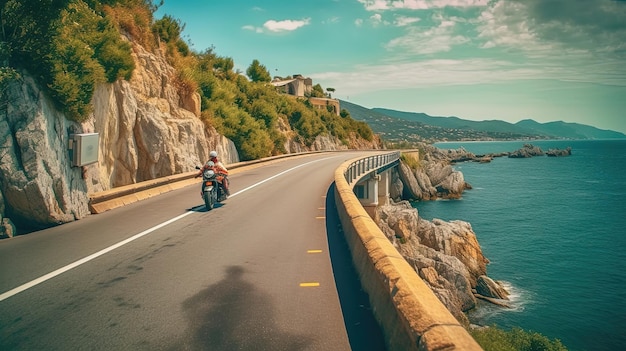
<box><xmin>340</xmin><ymin>100</ymin><xmax>547</xmax><ymax>144</ymax></box>
<box><xmin>339</xmin><ymin>100</ymin><xmax>625</xmax><ymax>143</ymax></box>
<box><xmin>373</xmin><ymin>107</ymin><xmax>625</xmax><ymax>140</ymax></box>
<box><xmin>513</xmin><ymin>119</ymin><xmax>625</xmax><ymax>140</ymax></box>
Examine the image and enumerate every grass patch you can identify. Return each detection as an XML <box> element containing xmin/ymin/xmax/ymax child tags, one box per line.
<box><xmin>470</xmin><ymin>326</ymin><xmax>568</xmax><ymax>351</ymax></box>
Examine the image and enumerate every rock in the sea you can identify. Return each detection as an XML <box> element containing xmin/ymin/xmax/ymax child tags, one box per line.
<box><xmin>508</xmin><ymin>144</ymin><xmax>544</xmax><ymax>158</ymax></box>
<box><xmin>475</xmin><ymin>275</ymin><xmax>509</xmax><ymax>300</ymax></box>
<box><xmin>395</xmin><ymin>159</ymin><xmax>469</xmax><ymax>201</ymax></box>
<box><xmin>546</xmin><ymin>147</ymin><xmax>572</xmax><ymax>157</ymax></box>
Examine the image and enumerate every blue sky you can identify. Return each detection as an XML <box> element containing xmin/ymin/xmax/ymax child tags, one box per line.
<box><xmin>155</xmin><ymin>0</ymin><xmax>626</xmax><ymax>134</ymax></box>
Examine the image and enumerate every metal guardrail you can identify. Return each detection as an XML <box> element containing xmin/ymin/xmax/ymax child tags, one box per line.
<box><xmin>344</xmin><ymin>151</ymin><xmax>401</xmax><ymax>186</ymax></box>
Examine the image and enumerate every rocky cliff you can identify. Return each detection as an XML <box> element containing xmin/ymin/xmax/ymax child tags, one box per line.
<box><xmin>390</xmin><ymin>144</ymin><xmax>473</xmax><ymax>201</ymax></box>
<box><xmin>376</xmin><ymin>201</ymin><xmax>489</xmax><ymax>325</ymax></box>
<box><xmin>0</xmin><ymin>39</ymin><xmax>376</xmax><ymax>236</ymax></box>
<box><xmin>376</xmin><ymin>146</ymin><xmax>509</xmax><ymax>325</ymax></box>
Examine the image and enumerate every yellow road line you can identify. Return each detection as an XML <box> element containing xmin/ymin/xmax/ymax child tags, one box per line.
<box><xmin>307</xmin><ymin>249</ymin><xmax>323</xmax><ymax>254</ymax></box>
<box><xmin>315</xmin><ymin>216</ymin><xmax>325</xmax><ymax>219</ymax></box>
<box><xmin>300</xmin><ymin>282</ymin><xmax>320</xmax><ymax>287</ymax></box>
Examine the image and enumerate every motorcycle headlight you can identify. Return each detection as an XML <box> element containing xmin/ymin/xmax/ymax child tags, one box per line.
<box><xmin>203</xmin><ymin>169</ymin><xmax>215</xmax><ymax>178</ymax></box>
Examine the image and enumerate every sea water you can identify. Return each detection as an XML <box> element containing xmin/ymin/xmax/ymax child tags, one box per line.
<box><xmin>412</xmin><ymin>140</ymin><xmax>626</xmax><ymax>351</ymax></box>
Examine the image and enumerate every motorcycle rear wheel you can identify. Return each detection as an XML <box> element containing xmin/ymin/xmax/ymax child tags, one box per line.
<box><xmin>203</xmin><ymin>191</ymin><xmax>214</xmax><ymax>210</ymax></box>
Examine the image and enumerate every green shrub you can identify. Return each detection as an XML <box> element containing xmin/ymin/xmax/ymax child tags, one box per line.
<box><xmin>97</xmin><ymin>39</ymin><xmax>134</xmax><ymax>81</ymax></box>
<box><xmin>152</xmin><ymin>15</ymin><xmax>183</xmax><ymax>43</ymax></box>
<box><xmin>48</xmin><ymin>35</ymin><xmax>105</xmax><ymax>121</ymax></box>
<box><xmin>1</xmin><ymin>0</ymin><xmax>134</xmax><ymax>122</ymax></box>
<box><xmin>470</xmin><ymin>326</ymin><xmax>568</xmax><ymax>351</ymax></box>
<box><xmin>250</xmin><ymin>100</ymin><xmax>279</xmax><ymax>129</ymax></box>
<box><xmin>246</xmin><ymin>59</ymin><xmax>271</xmax><ymax>83</ymax></box>
<box><xmin>209</xmin><ymin>100</ymin><xmax>273</xmax><ymax>160</ymax></box>
<box><xmin>400</xmin><ymin>153</ymin><xmax>421</xmax><ymax>170</ymax></box>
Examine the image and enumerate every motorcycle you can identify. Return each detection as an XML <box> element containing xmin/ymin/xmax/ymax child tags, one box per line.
<box><xmin>195</xmin><ymin>165</ymin><xmax>228</xmax><ymax>210</ymax></box>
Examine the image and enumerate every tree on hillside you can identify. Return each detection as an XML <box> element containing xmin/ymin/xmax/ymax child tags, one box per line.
<box><xmin>246</xmin><ymin>59</ymin><xmax>271</xmax><ymax>82</ymax></box>
<box><xmin>152</xmin><ymin>15</ymin><xmax>183</xmax><ymax>42</ymax></box>
<box><xmin>326</xmin><ymin>87</ymin><xmax>335</xmax><ymax>98</ymax></box>
<box><xmin>152</xmin><ymin>14</ymin><xmax>190</xmax><ymax>57</ymax></box>
<box><xmin>311</xmin><ymin>83</ymin><xmax>325</xmax><ymax>98</ymax></box>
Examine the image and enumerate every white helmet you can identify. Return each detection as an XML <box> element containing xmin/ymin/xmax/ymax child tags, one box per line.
<box><xmin>209</xmin><ymin>151</ymin><xmax>218</xmax><ymax>158</ymax></box>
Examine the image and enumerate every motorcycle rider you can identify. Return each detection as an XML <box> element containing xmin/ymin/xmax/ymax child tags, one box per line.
<box><xmin>209</xmin><ymin>151</ymin><xmax>230</xmax><ymax>195</ymax></box>
<box><xmin>195</xmin><ymin>151</ymin><xmax>230</xmax><ymax>196</ymax></box>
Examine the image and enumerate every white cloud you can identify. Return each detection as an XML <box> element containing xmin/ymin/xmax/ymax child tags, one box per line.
<box><xmin>476</xmin><ymin>0</ymin><xmax>626</xmax><ymax>59</ymax></box>
<box><xmin>314</xmin><ymin>0</ymin><xmax>626</xmax><ymax>98</ymax></box>
<box><xmin>263</xmin><ymin>18</ymin><xmax>311</xmax><ymax>32</ymax></box>
<box><xmin>242</xmin><ymin>25</ymin><xmax>263</xmax><ymax>33</ymax></box>
<box><xmin>394</xmin><ymin>16</ymin><xmax>421</xmax><ymax>27</ymax></box>
<box><xmin>313</xmin><ymin>55</ymin><xmax>624</xmax><ymax>98</ymax></box>
<box><xmin>386</xmin><ymin>16</ymin><xmax>468</xmax><ymax>55</ymax></box>
<box><xmin>323</xmin><ymin>17</ymin><xmax>341</xmax><ymax>24</ymax></box>
<box><xmin>370</xmin><ymin>13</ymin><xmax>386</xmax><ymax>25</ymax></box>
<box><xmin>314</xmin><ymin>59</ymin><xmax>537</xmax><ymax>95</ymax></box>
<box><xmin>355</xmin><ymin>18</ymin><xmax>364</xmax><ymax>26</ymax></box>
<box><xmin>358</xmin><ymin>0</ymin><xmax>392</xmax><ymax>11</ymax></box>
<box><xmin>475</xmin><ymin>1</ymin><xmax>549</xmax><ymax>52</ymax></box>
<box><xmin>358</xmin><ymin>0</ymin><xmax>489</xmax><ymax>11</ymax></box>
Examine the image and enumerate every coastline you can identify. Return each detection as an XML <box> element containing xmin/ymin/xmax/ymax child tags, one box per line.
<box><xmin>374</xmin><ymin>141</ymin><xmax>584</xmax><ymax>343</ymax></box>
<box><xmin>412</xmin><ymin>139</ymin><xmax>626</xmax><ymax>351</ymax></box>
<box><xmin>374</xmin><ymin>142</ymin><xmax>526</xmax><ymax>325</ymax></box>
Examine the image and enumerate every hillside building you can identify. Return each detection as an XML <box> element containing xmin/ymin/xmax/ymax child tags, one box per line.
<box><xmin>271</xmin><ymin>74</ymin><xmax>340</xmax><ymax>116</ymax></box>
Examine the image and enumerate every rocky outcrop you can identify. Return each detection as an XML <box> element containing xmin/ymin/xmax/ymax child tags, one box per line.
<box><xmin>393</xmin><ymin>146</ymin><xmax>472</xmax><ymax>202</ymax></box>
<box><xmin>1</xmin><ymin>217</ymin><xmax>16</xmax><ymax>239</ymax></box>
<box><xmin>376</xmin><ymin>200</ymin><xmax>496</xmax><ymax>325</ymax></box>
<box><xmin>546</xmin><ymin>147</ymin><xmax>572</xmax><ymax>157</ymax></box>
<box><xmin>1</xmin><ymin>75</ymin><xmax>93</xmax><ymax>228</ymax></box>
<box><xmin>285</xmin><ymin>133</ymin><xmax>381</xmax><ymax>153</ymax></box>
<box><xmin>475</xmin><ymin>275</ymin><xmax>509</xmax><ymax>300</ymax></box>
<box><xmin>376</xmin><ymin>144</ymin><xmax>511</xmax><ymax>324</ymax></box>
<box><xmin>439</xmin><ymin>143</ymin><xmax>572</xmax><ymax>162</ymax></box>
<box><xmin>474</xmin><ymin>275</ymin><xmax>511</xmax><ymax>308</ymax></box>
<box><xmin>508</xmin><ymin>143</ymin><xmax>544</xmax><ymax>158</ymax></box>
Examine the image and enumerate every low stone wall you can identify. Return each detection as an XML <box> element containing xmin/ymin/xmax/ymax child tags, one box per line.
<box><xmin>334</xmin><ymin>156</ymin><xmax>482</xmax><ymax>351</ymax></box>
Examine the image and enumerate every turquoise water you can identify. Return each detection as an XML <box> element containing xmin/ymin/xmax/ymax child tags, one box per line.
<box><xmin>413</xmin><ymin>140</ymin><xmax>626</xmax><ymax>351</ymax></box>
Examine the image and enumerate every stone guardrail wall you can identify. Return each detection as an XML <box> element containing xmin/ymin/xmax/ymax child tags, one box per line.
<box><xmin>334</xmin><ymin>151</ymin><xmax>483</xmax><ymax>351</ymax></box>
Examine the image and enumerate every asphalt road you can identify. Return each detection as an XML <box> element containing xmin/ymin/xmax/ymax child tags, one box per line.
<box><xmin>0</xmin><ymin>152</ymin><xmax>386</xmax><ymax>351</ymax></box>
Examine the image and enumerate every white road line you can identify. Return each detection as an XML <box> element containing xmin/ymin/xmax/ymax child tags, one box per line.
<box><xmin>0</xmin><ymin>156</ymin><xmax>336</xmax><ymax>302</ymax></box>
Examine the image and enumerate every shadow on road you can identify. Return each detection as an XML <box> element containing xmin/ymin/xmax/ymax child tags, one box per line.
<box><xmin>188</xmin><ymin>203</ymin><xmax>226</xmax><ymax>212</ymax></box>
<box><xmin>175</xmin><ymin>265</ymin><xmax>312</xmax><ymax>350</ymax></box>
<box><xmin>325</xmin><ymin>184</ymin><xmax>387</xmax><ymax>351</ymax></box>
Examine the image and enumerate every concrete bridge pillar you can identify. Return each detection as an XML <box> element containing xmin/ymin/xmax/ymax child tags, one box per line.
<box><xmin>355</xmin><ymin>172</ymin><xmax>379</xmax><ymax>218</ymax></box>
<box><xmin>355</xmin><ymin>168</ymin><xmax>392</xmax><ymax>218</ymax></box>
<box><xmin>378</xmin><ymin>170</ymin><xmax>390</xmax><ymax>207</ymax></box>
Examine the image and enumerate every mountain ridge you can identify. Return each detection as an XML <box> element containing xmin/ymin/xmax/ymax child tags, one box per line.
<box><xmin>339</xmin><ymin>100</ymin><xmax>625</xmax><ymax>143</ymax></box>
